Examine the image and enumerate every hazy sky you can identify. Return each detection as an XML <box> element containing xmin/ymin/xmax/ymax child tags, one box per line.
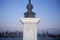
<box><xmin>0</xmin><ymin>0</ymin><xmax>60</xmax><ymax>34</ymax></box>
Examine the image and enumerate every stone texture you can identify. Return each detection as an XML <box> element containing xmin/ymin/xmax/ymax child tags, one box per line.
<box><xmin>20</xmin><ymin>18</ymin><xmax>40</xmax><ymax>40</ymax></box>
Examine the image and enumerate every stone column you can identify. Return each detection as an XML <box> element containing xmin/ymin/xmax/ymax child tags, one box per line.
<box><xmin>20</xmin><ymin>18</ymin><xmax>40</xmax><ymax>40</ymax></box>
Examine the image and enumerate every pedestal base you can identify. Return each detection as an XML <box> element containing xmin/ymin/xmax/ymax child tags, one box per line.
<box><xmin>20</xmin><ymin>18</ymin><xmax>40</xmax><ymax>40</ymax></box>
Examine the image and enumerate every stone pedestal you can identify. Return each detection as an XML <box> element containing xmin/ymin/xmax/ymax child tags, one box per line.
<box><xmin>20</xmin><ymin>18</ymin><xmax>40</xmax><ymax>40</ymax></box>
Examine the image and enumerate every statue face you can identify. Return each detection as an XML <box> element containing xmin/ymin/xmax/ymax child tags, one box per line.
<box><xmin>27</xmin><ymin>4</ymin><xmax>33</xmax><ymax>10</ymax></box>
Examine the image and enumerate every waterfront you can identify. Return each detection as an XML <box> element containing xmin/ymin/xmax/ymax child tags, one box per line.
<box><xmin>0</xmin><ymin>37</ymin><xmax>60</xmax><ymax>40</ymax></box>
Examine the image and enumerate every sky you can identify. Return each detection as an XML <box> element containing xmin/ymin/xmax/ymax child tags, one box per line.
<box><xmin>0</xmin><ymin>0</ymin><xmax>60</xmax><ymax>34</ymax></box>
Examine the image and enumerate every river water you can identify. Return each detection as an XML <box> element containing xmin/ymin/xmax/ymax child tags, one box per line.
<box><xmin>0</xmin><ymin>37</ymin><xmax>60</xmax><ymax>40</ymax></box>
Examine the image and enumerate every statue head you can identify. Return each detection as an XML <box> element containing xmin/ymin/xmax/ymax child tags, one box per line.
<box><xmin>24</xmin><ymin>0</ymin><xmax>36</xmax><ymax>18</ymax></box>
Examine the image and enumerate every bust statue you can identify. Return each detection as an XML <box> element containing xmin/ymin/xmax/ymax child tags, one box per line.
<box><xmin>24</xmin><ymin>0</ymin><xmax>36</xmax><ymax>18</ymax></box>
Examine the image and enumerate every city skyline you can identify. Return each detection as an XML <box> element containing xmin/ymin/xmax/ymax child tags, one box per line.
<box><xmin>0</xmin><ymin>0</ymin><xmax>60</xmax><ymax>34</ymax></box>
